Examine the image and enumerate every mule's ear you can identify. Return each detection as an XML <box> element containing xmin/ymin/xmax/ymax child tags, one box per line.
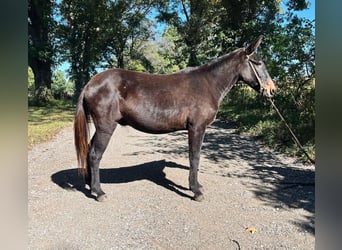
<box><xmin>246</xmin><ymin>35</ymin><xmax>263</xmax><ymax>56</ymax></box>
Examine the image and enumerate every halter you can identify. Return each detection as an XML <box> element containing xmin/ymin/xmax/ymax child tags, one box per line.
<box><xmin>247</xmin><ymin>54</ymin><xmax>268</xmax><ymax>95</ymax></box>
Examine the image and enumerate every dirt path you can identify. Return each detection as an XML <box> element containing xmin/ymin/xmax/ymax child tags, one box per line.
<box><xmin>28</xmin><ymin>120</ymin><xmax>314</xmax><ymax>249</ymax></box>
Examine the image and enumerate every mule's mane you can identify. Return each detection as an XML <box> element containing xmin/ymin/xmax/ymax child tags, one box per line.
<box><xmin>177</xmin><ymin>48</ymin><xmax>243</xmax><ymax>74</ymax></box>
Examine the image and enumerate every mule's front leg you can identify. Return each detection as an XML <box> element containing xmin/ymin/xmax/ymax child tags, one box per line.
<box><xmin>188</xmin><ymin>124</ymin><xmax>206</xmax><ymax>201</ymax></box>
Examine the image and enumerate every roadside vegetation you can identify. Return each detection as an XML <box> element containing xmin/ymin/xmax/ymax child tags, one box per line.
<box><xmin>218</xmin><ymin>81</ymin><xmax>315</xmax><ymax>163</ymax></box>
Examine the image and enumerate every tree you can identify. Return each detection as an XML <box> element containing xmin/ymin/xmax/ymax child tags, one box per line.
<box><xmin>58</xmin><ymin>0</ymin><xmax>108</xmax><ymax>98</ymax></box>
<box><xmin>28</xmin><ymin>0</ymin><xmax>55</xmax><ymax>104</ymax></box>
<box><xmin>51</xmin><ymin>70</ymin><xmax>75</xmax><ymax>100</ymax></box>
<box><xmin>58</xmin><ymin>0</ymin><xmax>157</xmax><ymax>98</ymax></box>
<box><xmin>157</xmin><ymin>0</ymin><xmax>310</xmax><ymax>67</ymax></box>
<box><xmin>154</xmin><ymin>26</ymin><xmax>188</xmax><ymax>73</ymax></box>
<box><xmin>157</xmin><ymin>0</ymin><xmax>214</xmax><ymax>66</ymax></box>
<box><xmin>100</xmin><ymin>0</ymin><xmax>157</xmax><ymax>69</ymax></box>
<box><xmin>127</xmin><ymin>26</ymin><xmax>187</xmax><ymax>73</ymax></box>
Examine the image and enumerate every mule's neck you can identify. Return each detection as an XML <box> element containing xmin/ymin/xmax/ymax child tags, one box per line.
<box><xmin>199</xmin><ymin>49</ymin><xmax>242</xmax><ymax>105</ymax></box>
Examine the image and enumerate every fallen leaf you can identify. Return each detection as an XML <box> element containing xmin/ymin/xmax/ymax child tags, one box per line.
<box><xmin>245</xmin><ymin>227</ymin><xmax>257</xmax><ymax>234</ymax></box>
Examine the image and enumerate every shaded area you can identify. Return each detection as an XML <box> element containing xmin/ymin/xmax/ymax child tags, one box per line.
<box><xmin>28</xmin><ymin>105</ymin><xmax>75</xmax><ymax>126</ymax></box>
<box><xmin>208</xmin><ymin>121</ymin><xmax>315</xmax><ymax>234</ymax></box>
<box><xmin>123</xmin><ymin>120</ymin><xmax>315</xmax><ymax>234</ymax></box>
<box><xmin>239</xmin><ymin>165</ymin><xmax>315</xmax><ymax>234</ymax></box>
<box><xmin>51</xmin><ymin>160</ymin><xmax>192</xmax><ymax>201</ymax></box>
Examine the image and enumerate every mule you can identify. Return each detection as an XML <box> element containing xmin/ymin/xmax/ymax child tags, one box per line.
<box><xmin>74</xmin><ymin>36</ymin><xmax>276</xmax><ymax>202</ymax></box>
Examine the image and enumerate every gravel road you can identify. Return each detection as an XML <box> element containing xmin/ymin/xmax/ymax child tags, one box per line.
<box><xmin>28</xmin><ymin>120</ymin><xmax>314</xmax><ymax>249</ymax></box>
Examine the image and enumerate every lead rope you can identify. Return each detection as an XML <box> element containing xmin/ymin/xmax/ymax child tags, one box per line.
<box><xmin>268</xmin><ymin>98</ymin><xmax>315</xmax><ymax>165</ymax></box>
<box><xmin>248</xmin><ymin>60</ymin><xmax>315</xmax><ymax>165</ymax></box>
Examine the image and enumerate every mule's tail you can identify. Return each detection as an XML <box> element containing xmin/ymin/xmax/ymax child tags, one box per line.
<box><xmin>74</xmin><ymin>90</ymin><xmax>90</xmax><ymax>176</ymax></box>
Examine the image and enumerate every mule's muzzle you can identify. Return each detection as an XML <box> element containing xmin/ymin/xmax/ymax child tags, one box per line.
<box><xmin>261</xmin><ymin>79</ymin><xmax>276</xmax><ymax>98</ymax></box>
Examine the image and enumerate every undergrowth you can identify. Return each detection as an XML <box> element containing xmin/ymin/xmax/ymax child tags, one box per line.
<box><xmin>218</xmin><ymin>85</ymin><xmax>315</xmax><ymax>164</ymax></box>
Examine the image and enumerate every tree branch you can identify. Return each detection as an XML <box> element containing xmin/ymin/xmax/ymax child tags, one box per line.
<box><xmin>181</xmin><ymin>0</ymin><xmax>190</xmax><ymax>22</ymax></box>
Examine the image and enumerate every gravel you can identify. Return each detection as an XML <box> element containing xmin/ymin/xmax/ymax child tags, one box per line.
<box><xmin>28</xmin><ymin>120</ymin><xmax>314</xmax><ymax>249</ymax></box>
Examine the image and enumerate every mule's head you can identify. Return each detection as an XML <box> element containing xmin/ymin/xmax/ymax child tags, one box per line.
<box><xmin>239</xmin><ymin>35</ymin><xmax>276</xmax><ymax>98</ymax></box>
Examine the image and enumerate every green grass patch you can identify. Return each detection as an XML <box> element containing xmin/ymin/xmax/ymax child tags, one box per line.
<box><xmin>28</xmin><ymin>101</ymin><xmax>75</xmax><ymax>148</ymax></box>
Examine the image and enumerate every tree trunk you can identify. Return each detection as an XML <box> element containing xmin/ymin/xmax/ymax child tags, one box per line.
<box><xmin>28</xmin><ymin>0</ymin><xmax>54</xmax><ymax>103</ymax></box>
<box><xmin>29</xmin><ymin>57</ymin><xmax>53</xmax><ymax>105</ymax></box>
<box><xmin>188</xmin><ymin>48</ymin><xmax>199</xmax><ymax>67</ymax></box>
<box><xmin>73</xmin><ymin>68</ymin><xmax>88</xmax><ymax>101</ymax></box>
<box><xmin>117</xmin><ymin>49</ymin><xmax>124</xmax><ymax>69</ymax></box>
<box><xmin>30</xmin><ymin>58</ymin><xmax>52</xmax><ymax>92</ymax></box>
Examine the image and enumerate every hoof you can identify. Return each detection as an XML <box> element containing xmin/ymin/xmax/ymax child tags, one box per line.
<box><xmin>193</xmin><ymin>193</ymin><xmax>204</xmax><ymax>202</ymax></box>
<box><xmin>96</xmin><ymin>194</ymin><xmax>108</xmax><ymax>202</ymax></box>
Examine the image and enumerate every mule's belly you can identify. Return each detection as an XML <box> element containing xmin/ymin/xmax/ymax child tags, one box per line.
<box><xmin>118</xmin><ymin>108</ymin><xmax>189</xmax><ymax>134</ymax></box>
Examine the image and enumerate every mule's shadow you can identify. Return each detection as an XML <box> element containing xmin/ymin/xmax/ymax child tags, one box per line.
<box><xmin>123</xmin><ymin>120</ymin><xmax>315</xmax><ymax>234</ymax></box>
<box><xmin>51</xmin><ymin>160</ymin><xmax>192</xmax><ymax>200</ymax></box>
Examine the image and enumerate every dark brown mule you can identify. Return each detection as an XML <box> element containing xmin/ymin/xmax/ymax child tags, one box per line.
<box><xmin>74</xmin><ymin>36</ymin><xmax>276</xmax><ymax>202</ymax></box>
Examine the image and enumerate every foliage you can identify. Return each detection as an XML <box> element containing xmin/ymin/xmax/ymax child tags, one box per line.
<box><xmin>103</xmin><ymin>0</ymin><xmax>156</xmax><ymax>69</ymax></box>
<box><xmin>156</xmin><ymin>0</ymin><xmax>297</xmax><ymax>66</ymax></box>
<box><xmin>157</xmin><ymin>26</ymin><xmax>188</xmax><ymax>72</ymax></box>
<box><xmin>31</xmin><ymin>86</ymin><xmax>55</xmax><ymax>106</ymax></box>
<box><xmin>28</xmin><ymin>67</ymin><xmax>35</xmax><ymax>98</ymax></box>
<box><xmin>51</xmin><ymin>70</ymin><xmax>75</xmax><ymax>100</ymax></box>
<box><xmin>128</xmin><ymin>26</ymin><xmax>187</xmax><ymax>73</ymax></box>
<box><xmin>28</xmin><ymin>0</ymin><xmax>56</xmax><ymax>65</ymax></box>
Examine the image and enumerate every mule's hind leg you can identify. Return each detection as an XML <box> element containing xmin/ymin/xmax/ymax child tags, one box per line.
<box><xmin>88</xmin><ymin>123</ymin><xmax>117</xmax><ymax>201</ymax></box>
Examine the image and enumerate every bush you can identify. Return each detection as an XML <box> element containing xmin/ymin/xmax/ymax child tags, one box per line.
<box><xmin>51</xmin><ymin>70</ymin><xmax>75</xmax><ymax>100</ymax></box>
<box><xmin>30</xmin><ymin>86</ymin><xmax>55</xmax><ymax>106</ymax></box>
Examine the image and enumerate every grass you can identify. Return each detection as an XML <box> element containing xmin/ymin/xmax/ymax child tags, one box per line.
<box><xmin>28</xmin><ymin>101</ymin><xmax>75</xmax><ymax>148</ymax></box>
